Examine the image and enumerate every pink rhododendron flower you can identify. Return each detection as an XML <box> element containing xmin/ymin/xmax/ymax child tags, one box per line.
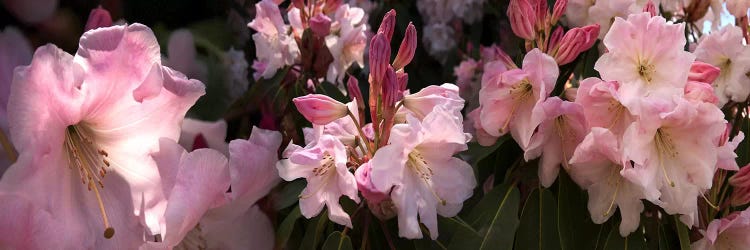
<box><xmin>684</xmin><ymin>81</ymin><xmax>720</xmax><ymax>104</ymax></box>
<box><xmin>727</xmin><ymin>0</ymin><xmax>750</xmax><ymax>17</ymax></box>
<box><xmin>525</xmin><ymin>97</ymin><xmax>589</xmax><ymax>187</ymax></box>
<box><xmin>692</xmin><ymin>209</ymin><xmax>750</xmax><ymax>250</ymax></box>
<box><xmin>595</xmin><ymin>13</ymin><xmax>695</xmax><ymax>115</ymax></box>
<box><xmin>569</xmin><ymin>128</ymin><xmax>648</xmax><ymax>236</ymax></box>
<box><xmin>693</xmin><ymin>25</ymin><xmax>750</xmax><ymax>106</ymax></box>
<box><xmin>587</xmin><ymin>0</ymin><xmax>639</xmax><ymax>39</ymax></box>
<box><xmin>478</xmin><ymin>49</ymin><xmax>558</xmax><ymax>150</ymax></box>
<box><xmin>562</xmin><ymin>0</ymin><xmax>595</xmax><ymax>28</ymax></box>
<box><xmin>575</xmin><ymin>77</ymin><xmax>634</xmax><ymax>136</ymax></box>
<box><xmin>715</xmin><ymin>124</ymin><xmax>743</xmax><ymax>172</ymax></box>
<box><xmin>277</xmin><ymin>134</ymin><xmax>360</xmax><ymax>227</ymax></box>
<box><xmin>179</xmin><ymin>118</ymin><xmax>229</xmax><ymax>155</ymax></box>
<box><xmin>142</xmin><ymin>139</ymin><xmax>230</xmax><ymax>249</ymax></box>
<box><xmin>402</xmin><ymin>83</ymin><xmax>464</xmax><ymax>119</ymax></box>
<box><xmin>370</xmin><ymin>106</ymin><xmax>475</xmax><ymax>239</ymax></box>
<box><xmin>325</xmin><ymin>4</ymin><xmax>368</xmax><ymax>83</ymax></box>
<box><xmin>729</xmin><ymin>164</ymin><xmax>750</xmax><ymax>206</ymax></box>
<box><xmin>355</xmin><ymin>161</ymin><xmax>389</xmax><ymax>204</ymax></box>
<box><xmin>0</xmin><ymin>24</ymin><xmax>205</xmax><ymax>248</ymax></box>
<box><xmin>248</xmin><ymin>0</ymin><xmax>301</xmax><ymax>79</ymax></box>
<box><xmin>620</xmin><ymin>98</ymin><xmax>726</xmax><ymax>227</ymax></box>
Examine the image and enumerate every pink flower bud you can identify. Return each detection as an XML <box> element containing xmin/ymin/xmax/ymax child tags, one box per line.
<box><xmin>392</xmin><ymin>22</ymin><xmax>417</xmax><ymax>71</ymax></box>
<box><xmin>309</xmin><ymin>13</ymin><xmax>332</xmax><ymax>37</ymax></box>
<box><xmin>684</xmin><ymin>81</ymin><xmax>719</xmax><ymax>104</ymax></box>
<box><xmin>508</xmin><ymin>0</ymin><xmax>537</xmax><ymax>40</ymax></box>
<box><xmin>347</xmin><ymin>75</ymin><xmax>365</xmax><ymax>124</ymax></box>
<box><xmin>377</xmin><ymin>9</ymin><xmax>397</xmax><ymax>41</ymax></box>
<box><xmin>355</xmin><ymin>162</ymin><xmax>389</xmax><ymax>204</ymax></box>
<box><xmin>551</xmin><ymin>0</ymin><xmax>568</xmax><ymax>24</ymax></box>
<box><xmin>563</xmin><ymin>87</ymin><xmax>577</xmax><ymax>101</ymax></box>
<box><xmin>368</xmin><ymin>33</ymin><xmax>391</xmax><ymax>85</ymax></box>
<box><xmin>548</xmin><ymin>26</ymin><xmax>564</xmax><ymax>51</ymax></box>
<box><xmin>688</xmin><ymin>61</ymin><xmax>721</xmax><ymax>84</ymax></box>
<box><xmin>85</xmin><ymin>6</ymin><xmax>113</xmax><ymax>31</ymax></box>
<box><xmin>533</xmin><ymin>0</ymin><xmax>548</xmax><ymax>30</ymax></box>
<box><xmin>643</xmin><ymin>0</ymin><xmax>657</xmax><ymax>17</ymax></box>
<box><xmin>383</xmin><ymin>66</ymin><xmax>399</xmax><ymax>107</ymax></box>
<box><xmin>553</xmin><ymin>24</ymin><xmax>599</xmax><ymax>65</ymax></box>
<box><xmin>293</xmin><ymin>94</ymin><xmax>349</xmax><ymax>125</ymax></box>
<box><xmin>396</xmin><ymin>72</ymin><xmax>408</xmax><ymax>93</ymax></box>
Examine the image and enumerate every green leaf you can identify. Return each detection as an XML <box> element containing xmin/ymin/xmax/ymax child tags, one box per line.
<box><xmin>276</xmin><ymin>206</ymin><xmax>302</xmax><ymax>249</ymax></box>
<box><xmin>275</xmin><ymin>180</ymin><xmax>306</xmax><ymax>210</ymax></box>
<box><xmin>299</xmin><ymin>211</ymin><xmax>329</xmax><ymax>250</ymax></box>
<box><xmin>515</xmin><ymin>188</ymin><xmax>561</xmax><ymax>250</ymax></box>
<box><xmin>674</xmin><ymin>215</ymin><xmax>691</xmax><ymax>250</ymax></box>
<box><xmin>602</xmin><ymin>223</ymin><xmax>646</xmax><ymax>250</ymax></box>
<box><xmin>321</xmin><ymin>231</ymin><xmax>354</xmax><ymax>250</ymax></box>
<box><xmin>558</xmin><ymin>171</ymin><xmax>601</xmax><ymax>250</ymax></box>
<box><xmin>461</xmin><ymin>136</ymin><xmax>509</xmax><ymax>167</ymax></box>
<box><xmin>448</xmin><ymin>184</ymin><xmax>520</xmax><ymax>250</ymax></box>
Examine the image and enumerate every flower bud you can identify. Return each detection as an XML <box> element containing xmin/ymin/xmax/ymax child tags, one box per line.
<box><xmin>382</xmin><ymin>66</ymin><xmax>399</xmax><ymax>107</ymax></box>
<box><xmin>323</xmin><ymin>0</ymin><xmax>343</xmax><ymax>14</ymax></box>
<box><xmin>551</xmin><ymin>0</ymin><xmax>567</xmax><ymax>24</ymax></box>
<box><xmin>347</xmin><ymin>75</ymin><xmax>366</xmax><ymax>124</ymax></box>
<box><xmin>368</xmin><ymin>33</ymin><xmax>391</xmax><ymax>85</ymax></box>
<box><xmin>396</xmin><ymin>72</ymin><xmax>408</xmax><ymax>94</ymax></box>
<box><xmin>643</xmin><ymin>0</ymin><xmax>657</xmax><ymax>17</ymax></box>
<box><xmin>377</xmin><ymin>9</ymin><xmax>397</xmax><ymax>41</ymax></box>
<box><xmin>548</xmin><ymin>26</ymin><xmax>564</xmax><ymax>52</ymax></box>
<box><xmin>392</xmin><ymin>22</ymin><xmax>417</xmax><ymax>71</ymax></box>
<box><xmin>688</xmin><ymin>61</ymin><xmax>721</xmax><ymax>84</ymax></box>
<box><xmin>728</xmin><ymin>0</ymin><xmax>750</xmax><ymax>18</ymax></box>
<box><xmin>553</xmin><ymin>24</ymin><xmax>599</xmax><ymax>65</ymax></box>
<box><xmin>293</xmin><ymin>94</ymin><xmax>349</xmax><ymax>125</ymax></box>
<box><xmin>533</xmin><ymin>0</ymin><xmax>548</xmax><ymax>31</ymax></box>
<box><xmin>309</xmin><ymin>13</ymin><xmax>332</xmax><ymax>37</ymax></box>
<box><xmin>508</xmin><ymin>0</ymin><xmax>537</xmax><ymax>40</ymax></box>
<box><xmin>85</xmin><ymin>6</ymin><xmax>113</xmax><ymax>31</ymax></box>
<box><xmin>730</xmin><ymin>165</ymin><xmax>750</xmax><ymax>206</ymax></box>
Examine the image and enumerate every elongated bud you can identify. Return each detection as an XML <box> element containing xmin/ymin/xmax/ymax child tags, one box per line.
<box><xmin>369</xmin><ymin>33</ymin><xmax>391</xmax><ymax>85</ymax></box>
<box><xmin>310</xmin><ymin>13</ymin><xmax>332</xmax><ymax>37</ymax></box>
<box><xmin>85</xmin><ymin>6</ymin><xmax>113</xmax><ymax>31</ymax></box>
<box><xmin>533</xmin><ymin>0</ymin><xmax>548</xmax><ymax>31</ymax></box>
<box><xmin>396</xmin><ymin>72</ymin><xmax>408</xmax><ymax>94</ymax></box>
<box><xmin>643</xmin><ymin>0</ymin><xmax>657</xmax><ymax>17</ymax></box>
<box><xmin>378</xmin><ymin>9</ymin><xmax>397</xmax><ymax>41</ymax></box>
<box><xmin>579</xmin><ymin>24</ymin><xmax>600</xmax><ymax>50</ymax></box>
<box><xmin>553</xmin><ymin>24</ymin><xmax>599</xmax><ymax>65</ymax></box>
<box><xmin>382</xmin><ymin>66</ymin><xmax>399</xmax><ymax>107</ymax></box>
<box><xmin>347</xmin><ymin>75</ymin><xmax>366</xmax><ymax>124</ymax></box>
<box><xmin>393</xmin><ymin>23</ymin><xmax>417</xmax><ymax>71</ymax></box>
<box><xmin>551</xmin><ymin>0</ymin><xmax>567</xmax><ymax>24</ymax></box>
<box><xmin>688</xmin><ymin>61</ymin><xmax>721</xmax><ymax>84</ymax></box>
<box><xmin>548</xmin><ymin>26</ymin><xmax>564</xmax><ymax>52</ymax></box>
<box><xmin>293</xmin><ymin>94</ymin><xmax>349</xmax><ymax>125</ymax></box>
<box><xmin>684</xmin><ymin>81</ymin><xmax>719</xmax><ymax>104</ymax></box>
<box><xmin>323</xmin><ymin>0</ymin><xmax>343</xmax><ymax>14</ymax></box>
<box><xmin>508</xmin><ymin>0</ymin><xmax>537</xmax><ymax>40</ymax></box>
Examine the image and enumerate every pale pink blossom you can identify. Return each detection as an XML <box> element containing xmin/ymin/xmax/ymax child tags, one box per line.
<box><xmin>715</xmin><ymin>124</ymin><xmax>743</xmax><ymax>172</ymax></box>
<box><xmin>562</xmin><ymin>0</ymin><xmax>595</xmax><ymax>28</ymax></box>
<box><xmin>370</xmin><ymin>106</ymin><xmax>475</xmax><ymax>239</ymax></box>
<box><xmin>277</xmin><ymin>134</ymin><xmax>360</xmax><ymax>227</ymax></box>
<box><xmin>478</xmin><ymin>49</ymin><xmax>558</xmax><ymax>150</ymax></box>
<box><xmin>694</xmin><ymin>25</ymin><xmax>750</xmax><ymax>106</ymax></box>
<box><xmin>569</xmin><ymin>128</ymin><xmax>648</xmax><ymax>236</ymax></box>
<box><xmin>575</xmin><ymin>77</ymin><xmax>635</xmax><ymax>136</ymax></box>
<box><xmin>402</xmin><ymin>83</ymin><xmax>464</xmax><ymax>119</ymax></box>
<box><xmin>248</xmin><ymin>0</ymin><xmax>300</xmax><ymax>79</ymax></box>
<box><xmin>0</xmin><ymin>24</ymin><xmax>205</xmax><ymax>248</ymax></box>
<box><xmin>692</xmin><ymin>209</ymin><xmax>750</xmax><ymax>250</ymax></box>
<box><xmin>326</xmin><ymin>4</ymin><xmax>368</xmax><ymax>83</ymax></box>
<box><xmin>730</xmin><ymin>164</ymin><xmax>750</xmax><ymax>206</ymax></box>
<box><xmin>620</xmin><ymin>98</ymin><xmax>726</xmax><ymax>227</ymax></box>
<box><xmin>525</xmin><ymin>97</ymin><xmax>589</xmax><ymax>187</ymax></box>
<box><xmin>594</xmin><ymin>13</ymin><xmax>695</xmax><ymax>115</ymax></box>
<box><xmin>142</xmin><ymin>139</ymin><xmax>230</xmax><ymax>249</ymax></box>
<box><xmin>587</xmin><ymin>0</ymin><xmax>639</xmax><ymax>39</ymax></box>
<box><xmin>355</xmin><ymin>161</ymin><xmax>389</xmax><ymax>203</ymax></box>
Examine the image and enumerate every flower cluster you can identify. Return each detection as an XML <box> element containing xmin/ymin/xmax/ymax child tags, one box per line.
<box><xmin>278</xmin><ymin>9</ymin><xmax>475</xmax><ymax>239</ymax></box>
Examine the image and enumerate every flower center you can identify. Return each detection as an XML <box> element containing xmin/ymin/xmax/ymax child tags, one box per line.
<box><xmin>638</xmin><ymin>61</ymin><xmax>656</xmax><ymax>83</ymax></box>
<box><xmin>407</xmin><ymin>151</ymin><xmax>445</xmax><ymax>205</ymax></box>
<box><xmin>554</xmin><ymin>116</ymin><xmax>576</xmax><ymax>170</ymax></box>
<box><xmin>299</xmin><ymin>153</ymin><xmax>336</xmax><ymax>199</ymax></box>
<box><xmin>64</xmin><ymin>124</ymin><xmax>115</xmax><ymax>239</ymax></box>
<box><xmin>607</xmin><ymin>99</ymin><xmax>627</xmax><ymax>129</ymax></box>
<box><xmin>654</xmin><ymin>128</ymin><xmax>678</xmax><ymax>187</ymax></box>
<box><xmin>502</xmin><ymin>79</ymin><xmax>534</xmax><ymax>133</ymax></box>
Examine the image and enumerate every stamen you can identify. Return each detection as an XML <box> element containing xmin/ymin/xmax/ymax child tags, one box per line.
<box><xmin>554</xmin><ymin>116</ymin><xmax>576</xmax><ymax>170</ymax></box>
<box><xmin>638</xmin><ymin>60</ymin><xmax>656</xmax><ymax>83</ymax></box>
<box><xmin>407</xmin><ymin>151</ymin><xmax>446</xmax><ymax>206</ymax></box>
<box><xmin>299</xmin><ymin>153</ymin><xmax>336</xmax><ymax>199</ymax></box>
<box><xmin>603</xmin><ymin>166</ymin><xmax>622</xmax><ymax>217</ymax></box>
<box><xmin>501</xmin><ymin>79</ymin><xmax>534</xmax><ymax>133</ymax></box>
<box><xmin>701</xmin><ymin>192</ymin><xmax>720</xmax><ymax>210</ymax></box>
<box><xmin>64</xmin><ymin>124</ymin><xmax>115</xmax><ymax>239</ymax></box>
<box><xmin>654</xmin><ymin>128</ymin><xmax>678</xmax><ymax>187</ymax></box>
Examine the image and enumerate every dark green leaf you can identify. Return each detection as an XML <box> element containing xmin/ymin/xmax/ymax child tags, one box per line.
<box><xmin>558</xmin><ymin>171</ymin><xmax>601</xmax><ymax>250</ymax></box>
<box><xmin>321</xmin><ymin>231</ymin><xmax>354</xmax><ymax>250</ymax></box>
<box><xmin>674</xmin><ymin>215</ymin><xmax>691</xmax><ymax>250</ymax></box>
<box><xmin>275</xmin><ymin>180</ymin><xmax>306</xmax><ymax>210</ymax></box>
<box><xmin>276</xmin><ymin>206</ymin><xmax>302</xmax><ymax>249</ymax></box>
<box><xmin>602</xmin><ymin>223</ymin><xmax>646</xmax><ymax>250</ymax></box>
<box><xmin>448</xmin><ymin>184</ymin><xmax>520</xmax><ymax>250</ymax></box>
<box><xmin>299</xmin><ymin>211</ymin><xmax>329</xmax><ymax>250</ymax></box>
<box><xmin>317</xmin><ymin>81</ymin><xmax>348</xmax><ymax>103</ymax></box>
<box><xmin>515</xmin><ymin>188</ymin><xmax>561</xmax><ymax>250</ymax></box>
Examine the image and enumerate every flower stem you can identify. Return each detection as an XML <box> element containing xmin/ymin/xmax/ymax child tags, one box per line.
<box><xmin>348</xmin><ymin>110</ymin><xmax>373</xmax><ymax>157</ymax></box>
